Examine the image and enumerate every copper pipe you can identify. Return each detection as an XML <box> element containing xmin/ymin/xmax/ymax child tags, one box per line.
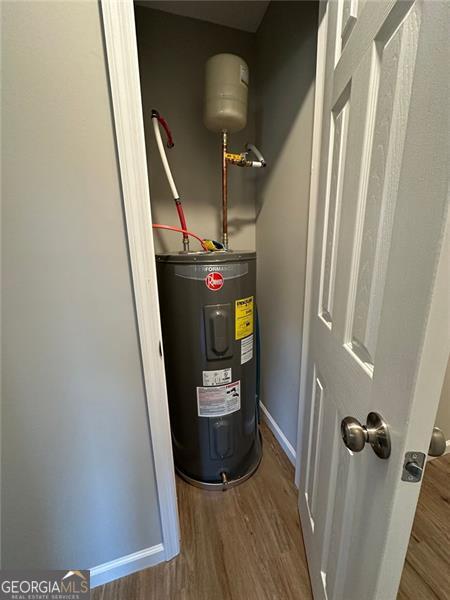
<box><xmin>221</xmin><ymin>131</ymin><xmax>228</xmax><ymax>249</ymax></box>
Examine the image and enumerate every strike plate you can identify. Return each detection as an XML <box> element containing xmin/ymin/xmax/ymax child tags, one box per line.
<box><xmin>401</xmin><ymin>451</ymin><xmax>426</xmax><ymax>482</ymax></box>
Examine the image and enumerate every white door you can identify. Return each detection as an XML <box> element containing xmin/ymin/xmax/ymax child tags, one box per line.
<box><xmin>298</xmin><ymin>1</ymin><xmax>449</xmax><ymax>599</ymax></box>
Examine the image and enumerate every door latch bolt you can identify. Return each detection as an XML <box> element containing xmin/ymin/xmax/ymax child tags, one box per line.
<box><xmin>401</xmin><ymin>451</ymin><xmax>426</xmax><ymax>482</ymax></box>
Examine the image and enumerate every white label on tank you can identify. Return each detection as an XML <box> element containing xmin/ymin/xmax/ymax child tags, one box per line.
<box><xmin>202</xmin><ymin>367</ymin><xmax>232</xmax><ymax>386</ymax></box>
<box><xmin>241</xmin><ymin>334</ymin><xmax>253</xmax><ymax>365</ymax></box>
<box><xmin>197</xmin><ymin>381</ymin><xmax>241</xmax><ymax>417</ymax></box>
<box><xmin>240</xmin><ymin>64</ymin><xmax>249</xmax><ymax>87</ymax></box>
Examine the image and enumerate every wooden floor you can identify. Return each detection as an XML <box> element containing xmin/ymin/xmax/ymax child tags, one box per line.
<box><xmin>398</xmin><ymin>453</ymin><xmax>450</xmax><ymax>600</ymax></box>
<box><xmin>92</xmin><ymin>430</ymin><xmax>450</xmax><ymax>600</ymax></box>
<box><xmin>92</xmin><ymin>423</ymin><xmax>312</xmax><ymax>600</ymax></box>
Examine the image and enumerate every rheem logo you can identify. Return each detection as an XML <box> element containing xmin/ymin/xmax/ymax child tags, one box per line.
<box><xmin>205</xmin><ymin>272</ymin><xmax>224</xmax><ymax>291</ymax></box>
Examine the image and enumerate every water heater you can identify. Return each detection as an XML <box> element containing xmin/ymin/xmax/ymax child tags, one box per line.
<box><xmin>204</xmin><ymin>53</ymin><xmax>248</xmax><ymax>133</ymax></box>
<box><xmin>150</xmin><ymin>51</ymin><xmax>265</xmax><ymax>490</ymax></box>
<box><xmin>157</xmin><ymin>251</ymin><xmax>261</xmax><ymax>489</ymax></box>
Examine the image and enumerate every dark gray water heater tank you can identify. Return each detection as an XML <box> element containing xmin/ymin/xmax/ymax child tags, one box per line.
<box><xmin>156</xmin><ymin>251</ymin><xmax>261</xmax><ymax>489</ymax></box>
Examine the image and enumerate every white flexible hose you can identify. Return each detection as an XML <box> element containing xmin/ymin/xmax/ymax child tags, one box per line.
<box><xmin>152</xmin><ymin>117</ymin><xmax>179</xmax><ymax>199</ymax></box>
<box><xmin>245</xmin><ymin>143</ymin><xmax>266</xmax><ymax>167</ymax></box>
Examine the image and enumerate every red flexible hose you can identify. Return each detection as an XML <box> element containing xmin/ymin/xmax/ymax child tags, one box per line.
<box><xmin>176</xmin><ymin>202</ymin><xmax>188</xmax><ymax>232</ymax></box>
<box><xmin>151</xmin><ymin>110</ymin><xmax>189</xmax><ymax>245</ymax></box>
<box><xmin>152</xmin><ymin>224</ymin><xmax>208</xmax><ymax>251</ymax></box>
<box><xmin>157</xmin><ymin>115</ymin><xmax>174</xmax><ymax>148</ymax></box>
<box><xmin>151</xmin><ymin>109</ymin><xmax>174</xmax><ymax>148</ymax></box>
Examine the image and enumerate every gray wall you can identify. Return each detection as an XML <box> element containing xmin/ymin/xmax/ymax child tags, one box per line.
<box><xmin>256</xmin><ymin>2</ymin><xmax>318</xmax><ymax>447</ymax></box>
<box><xmin>2</xmin><ymin>0</ymin><xmax>162</xmax><ymax>569</ymax></box>
<box><xmin>134</xmin><ymin>6</ymin><xmax>257</xmax><ymax>253</ymax></box>
<box><xmin>135</xmin><ymin>2</ymin><xmax>318</xmax><ymax>449</ymax></box>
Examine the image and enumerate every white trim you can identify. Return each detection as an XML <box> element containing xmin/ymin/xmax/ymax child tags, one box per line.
<box><xmin>427</xmin><ymin>439</ymin><xmax>450</xmax><ymax>462</ymax></box>
<box><xmin>295</xmin><ymin>1</ymin><xmax>329</xmax><ymax>488</ymax></box>
<box><xmin>260</xmin><ymin>402</ymin><xmax>296</xmax><ymax>466</ymax></box>
<box><xmin>100</xmin><ymin>0</ymin><xmax>180</xmax><ymax>565</ymax></box>
<box><xmin>90</xmin><ymin>543</ymin><xmax>165</xmax><ymax>588</ymax></box>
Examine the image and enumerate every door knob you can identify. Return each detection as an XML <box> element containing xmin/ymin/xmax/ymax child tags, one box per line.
<box><xmin>341</xmin><ymin>412</ymin><xmax>391</xmax><ymax>459</ymax></box>
<box><xmin>428</xmin><ymin>426</ymin><xmax>446</xmax><ymax>457</ymax></box>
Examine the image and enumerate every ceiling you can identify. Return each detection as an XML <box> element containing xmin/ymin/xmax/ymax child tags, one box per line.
<box><xmin>138</xmin><ymin>1</ymin><xmax>270</xmax><ymax>33</ymax></box>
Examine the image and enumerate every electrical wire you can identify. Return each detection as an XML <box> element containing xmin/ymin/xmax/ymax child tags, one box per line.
<box><xmin>152</xmin><ymin>224</ymin><xmax>209</xmax><ymax>251</ymax></box>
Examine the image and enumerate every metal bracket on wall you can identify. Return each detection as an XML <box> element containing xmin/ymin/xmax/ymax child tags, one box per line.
<box><xmin>401</xmin><ymin>451</ymin><xmax>426</xmax><ymax>483</ymax></box>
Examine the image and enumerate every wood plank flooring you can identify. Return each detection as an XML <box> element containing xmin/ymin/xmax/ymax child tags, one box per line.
<box><xmin>92</xmin><ymin>430</ymin><xmax>450</xmax><ymax>600</ymax></box>
<box><xmin>92</xmin><ymin>423</ymin><xmax>312</xmax><ymax>600</ymax></box>
<box><xmin>398</xmin><ymin>454</ymin><xmax>450</xmax><ymax>600</ymax></box>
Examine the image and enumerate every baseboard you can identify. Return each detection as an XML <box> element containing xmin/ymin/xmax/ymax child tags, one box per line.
<box><xmin>260</xmin><ymin>402</ymin><xmax>296</xmax><ymax>466</ymax></box>
<box><xmin>90</xmin><ymin>543</ymin><xmax>165</xmax><ymax>588</ymax></box>
<box><xmin>427</xmin><ymin>439</ymin><xmax>450</xmax><ymax>462</ymax></box>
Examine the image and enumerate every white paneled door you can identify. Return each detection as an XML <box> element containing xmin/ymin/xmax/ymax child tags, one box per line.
<box><xmin>298</xmin><ymin>1</ymin><xmax>448</xmax><ymax>599</ymax></box>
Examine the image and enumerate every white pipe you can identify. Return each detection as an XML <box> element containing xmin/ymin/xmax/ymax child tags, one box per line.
<box><xmin>152</xmin><ymin>117</ymin><xmax>179</xmax><ymax>199</ymax></box>
<box><xmin>245</xmin><ymin>143</ymin><xmax>266</xmax><ymax>167</ymax></box>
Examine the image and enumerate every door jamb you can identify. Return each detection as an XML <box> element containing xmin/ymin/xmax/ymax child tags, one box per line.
<box><xmin>295</xmin><ymin>1</ymin><xmax>329</xmax><ymax>487</ymax></box>
<box><xmin>100</xmin><ymin>0</ymin><xmax>180</xmax><ymax>561</ymax></box>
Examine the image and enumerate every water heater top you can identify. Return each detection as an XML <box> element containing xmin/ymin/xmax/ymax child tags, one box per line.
<box><xmin>156</xmin><ymin>250</ymin><xmax>256</xmax><ymax>265</ymax></box>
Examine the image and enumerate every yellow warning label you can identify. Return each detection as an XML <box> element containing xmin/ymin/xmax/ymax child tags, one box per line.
<box><xmin>235</xmin><ymin>296</ymin><xmax>254</xmax><ymax>340</ymax></box>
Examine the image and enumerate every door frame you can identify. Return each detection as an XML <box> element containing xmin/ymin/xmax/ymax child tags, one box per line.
<box><xmin>100</xmin><ymin>0</ymin><xmax>180</xmax><ymax>562</ymax></box>
<box><xmin>295</xmin><ymin>1</ymin><xmax>328</xmax><ymax>487</ymax></box>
